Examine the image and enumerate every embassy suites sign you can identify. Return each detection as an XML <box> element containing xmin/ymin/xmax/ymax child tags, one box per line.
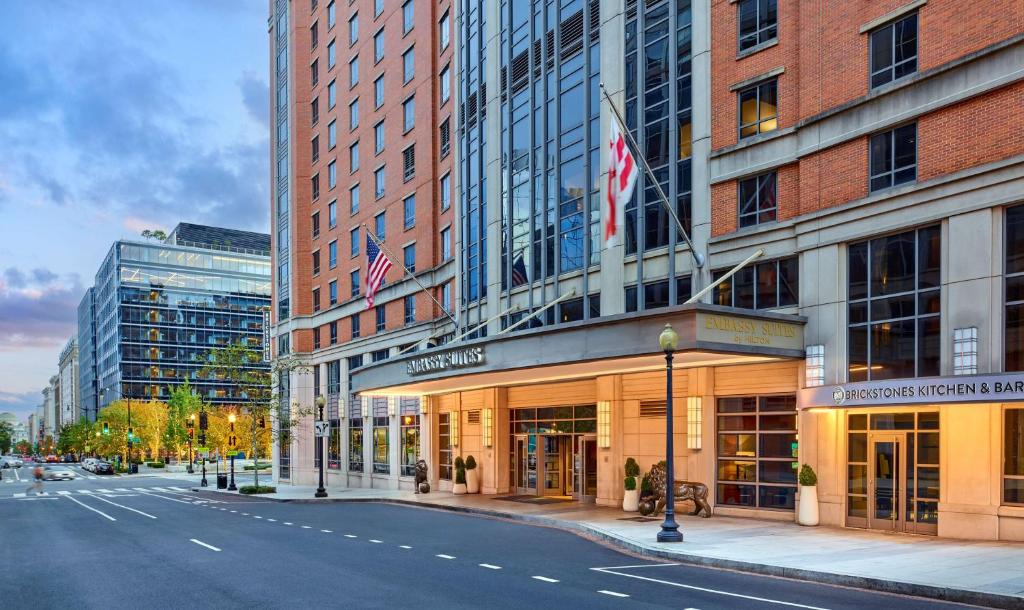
<box><xmin>406</xmin><ymin>347</ymin><xmax>485</xmax><ymax>376</ymax></box>
<box><xmin>798</xmin><ymin>373</ymin><xmax>1024</xmax><ymax>408</ymax></box>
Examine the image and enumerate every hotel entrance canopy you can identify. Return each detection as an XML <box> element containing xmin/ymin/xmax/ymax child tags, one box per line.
<box><xmin>350</xmin><ymin>303</ymin><xmax>806</xmax><ymax>397</ymax></box>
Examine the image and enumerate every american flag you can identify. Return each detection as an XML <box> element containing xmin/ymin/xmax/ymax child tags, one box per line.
<box><xmin>365</xmin><ymin>234</ymin><xmax>392</xmax><ymax>309</ymax></box>
<box><xmin>511</xmin><ymin>254</ymin><xmax>529</xmax><ymax>287</ymax></box>
<box><xmin>604</xmin><ymin>118</ymin><xmax>638</xmax><ymax>247</ymax></box>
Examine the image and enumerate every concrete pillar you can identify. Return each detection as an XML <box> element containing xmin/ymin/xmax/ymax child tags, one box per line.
<box><xmin>689</xmin><ymin>0</ymin><xmax>713</xmax><ymax>292</ymax></box>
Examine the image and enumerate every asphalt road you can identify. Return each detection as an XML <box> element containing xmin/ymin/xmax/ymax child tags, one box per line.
<box><xmin>0</xmin><ymin>470</ymin><xmax>983</xmax><ymax>609</ymax></box>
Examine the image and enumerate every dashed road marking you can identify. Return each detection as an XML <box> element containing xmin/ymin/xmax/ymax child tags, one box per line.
<box><xmin>321</xmin><ymin>529</ymin><xmax>332</xmax><ymax>533</ymax></box>
<box><xmin>254</xmin><ymin>516</ymin><xmax>263</xmax><ymax>519</ymax></box>
<box><xmin>479</xmin><ymin>564</ymin><xmax>502</xmax><ymax>570</ymax></box>
<box><xmin>436</xmin><ymin>554</ymin><xmax>456</xmax><ymax>560</ymax></box>
<box><xmin>301</xmin><ymin>526</ymin><xmax>311</xmax><ymax>529</ymax></box>
<box><xmin>230</xmin><ymin>510</ymin><xmax>237</xmax><ymax>513</ymax></box>
<box><xmin>267</xmin><ymin>518</ymin><xmax>277</xmax><ymax>522</ymax></box>
<box><xmin>369</xmin><ymin>538</ymin><xmax>382</xmax><ymax>543</ymax></box>
<box><xmin>344</xmin><ymin>534</ymin><xmax>357</xmax><ymax>538</ymax></box>
<box><xmin>532</xmin><ymin>576</ymin><xmax>559</xmax><ymax>583</ymax></box>
<box><xmin>190</xmin><ymin>539</ymin><xmax>221</xmax><ymax>552</ymax></box>
<box><xmin>284</xmin><ymin>522</ymin><xmax>294</xmax><ymax>526</ymax></box>
<box><xmin>241</xmin><ymin>512</ymin><xmax>249</xmax><ymax>516</ymax></box>
<box><xmin>399</xmin><ymin>545</ymin><xmax>412</xmax><ymax>549</ymax></box>
<box><xmin>598</xmin><ymin>591</ymin><xmax>629</xmax><ymax>598</ymax></box>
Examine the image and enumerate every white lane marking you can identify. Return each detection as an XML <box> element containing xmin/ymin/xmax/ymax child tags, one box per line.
<box><xmin>591</xmin><ymin>568</ymin><xmax>831</xmax><ymax>610</ymax></box>
<box><xmin>219</xmin><ymin>508</ymin><xmax>227</xmax><ymax>511</ymax></box>
<box><xmin>369</xmin><ymin>538</ymin><xmax>381</xmax><ymax>542</ymax></box>
<box><xmin>13</xmin><ymin>493</ymin><xmax>25</xmax><ymax>498</ymax></box>
<box><xmin>57</xmin><ymin>491</ymin><xmax>71</xmax><ymax>496</ymax></box>
<box><xmin>399</xmin><ymin>545</ymin><xmax>412</xmax><ymax>549</ymax></box>
<box><xmin>168</xmin><ymin>486</ymin><xmax>188</xmax><ymax>491</ymax></box>
<box><xmin>254</xmin><ymin>516</ymin><xmax>263</xmax><ymax>519</ymax></box>
<box><xmin>532</xmin><ymin>576</ymin><xmax>559</xmax><ymax>583</ymax></box>
<box><xmin>116</xmin><ymin>488</ymin><xmax>131</xmax><ymax>492</ymax></box>
<box><xmin>230</xmin><ymin>510</ymin><xmax>238</xmax><ymax>513</ymax></box>
<box><xmin>321</xmin><ymin>529</ymin><xmax>333</xmax><ymax>533</ymax></box>
<box><xmin>136</xmin><ymin>490</ymin><xmax>193</xmax><ymax>504</ymax></box>
<box><xmin>284</xmin><ymin>522</ymin><xmax>294</xmax><ymax>526</ymax></box>
<box><xmin>344</xmin><ymin>534</ymin><xmax>357</xmax><ymax>538</ymax></box>
<box><xmin>90</xmin><ymin>495</ymin><xmax>158</xmax><ymax>519</ymax></box>
<box><xmin>479</xmin><ymin>564</ymin><xmax>502</xmax><ymax>570</ymax></box>
<box><xmin>592</xmin><ymin>563</ymin><xmax>681</xmax><ymax>570</ymax></box>
<box><xmin>301</xmin><ymin>526</ymin><xmax>311</xmax><ymax>529</ymax></box>
<box><xmin>13</xmin><ymin>469</ymin><xmax>20</xmax><ymax>481</ymax></box>
<box><xmin>436</xmin><ymin>554</ymin><xmax>456</xmax><ymax>560</ymax></box>
<box><xmin>132</xmin><ymin>487</ymin><xmax>149</xmax><ymax>492</ymax></box>
<box><xmin>65</xmin><ymin>495</ymin><xmax>116</xmax><ymax>521</ymax></box>
<box><xmin>598</xmin><ymin>591</ymin><xmax>629</xmax><ymax>598</ymax></box>
<box><xmin>151</xmin><ymin>487</ymin><xmax>170</xmax><ymax>492</ymax></box>
<box><xmin>190</xmin><ymin>539</ymin><xmax>221</xmax><ymax>552</ymax></box>
<box><xmin>78</xmin><ymin>490</ymin><xmax>94</xmax><ymax>494</ymax></box>
<box><xmin>241</xmin><ymin>512</ymin><xmax>249</xmax><ymax>516</ymax></box>
<box><xmin>96</xmin><ymin>488</ymin><xmax>112</xmax><ymax>493</ymax></box>
<box><xmin>267</xmin><ymin>518</ymin><xmax>277</xmax><ymax>522</ymax></box>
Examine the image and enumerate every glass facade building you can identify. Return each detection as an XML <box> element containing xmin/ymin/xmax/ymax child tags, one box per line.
<box><xmin>79</xmin><ymin>224</ymin><xmax>272</xmax><ymax>409</ymax></box>
<box><xmin>77</xmin><ymin>287</ymin><xmax>98</xmax><ymax>421</ymax></box>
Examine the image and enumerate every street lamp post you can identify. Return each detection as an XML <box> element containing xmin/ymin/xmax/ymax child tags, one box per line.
<box><xmin>228</xmin><ymin>413</ymin><xmax>237</xmax><ymax>491</ymax></box>
<box><xmin>657</xmin><ymin>323</ymin><xmax>683</xmax><ymax>543</ymax></box>
<box><xmin>315</xmin><ymin>395</ymin><xmax>327</xmax><ymax>498</ymax></box>
<box><xmin>187</xmin><ymin>414</ymin><xmax>195</xmax><ymax>474</ymax></box>
<box><xmin>199</xmin><ymin>406</ymin><xmax>208</xmax><ymax>487</ymax></box>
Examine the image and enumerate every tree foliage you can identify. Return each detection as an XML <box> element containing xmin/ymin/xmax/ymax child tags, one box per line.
<box><xmin>0</xmin><ymin>421</ymin><xmax>12</xmax><ymax>454</ymax></box>
<box><xmin>141</xmin><ymin>229</ymin><xmax>167</xmax><ymax>241</ymax></box>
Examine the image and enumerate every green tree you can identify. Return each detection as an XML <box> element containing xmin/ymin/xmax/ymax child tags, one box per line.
<box><xmin>15</xmin><ymin>440</ymin><xmax>31</xmax><ymax>454</ymax></box>
<box><xmin>141</xmin><ymin>229</ymin><xmax>167</xmax><ymax>241</ymax></box>
<box><xmin>166</xmin><ymin>380</ymin><xmax>203</xmax><ymax>462</ymax></box>
<box><xmin>0</xmin><ymin>421</ymin><xmax>12</xmax><ymax>454</ymax></box>
<box><xmin>56</xmin><ymin>419</ymin><xmax>93</xmax><ymax>456</ymax></box>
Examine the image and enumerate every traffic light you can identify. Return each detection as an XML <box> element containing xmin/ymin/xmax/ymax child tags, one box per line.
<box><xmin>102</xmin><ymin>422</ymin><xmax>109</xmax><ymax>435</ymax></box>
<box><xmin>199</xmin><ymin>412</ymin><xmax>208</xmax><ymax>430</ymax></box>
<box><xmin>187</xmin><ymin>427</ymin><xmax>194</xmax><ymax>440</ymax></box>
<box><xmin>198</xmin><ymin>433</ymin><xmax>206</xmax><ymax>446</ymax></box>
<box><xmin>258</xmin><ymin>416</ymin><xmax>266</xmax><ymax>429</ymax></box>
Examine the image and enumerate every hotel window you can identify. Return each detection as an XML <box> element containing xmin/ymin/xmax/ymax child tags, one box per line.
<box><xmin>349</xmin><ymin>55</ymin><xmax>359</xmax><ymax>87</ymax></box>
<box><xmin>348</xmin><ymin>12</ymin><xmax>358</xmax><ymax>45</ymax></box>
<box><xmin>870</xmin><ymin>13</ymin><xmax>918</xmax><ymax>89</ymax></box>
<box><xmin>402</xmin><ymin>146</ymin><xmax>415</xmax><ymax>181</ymax></box>
<box><xmin>328</xmin><ymin>79</ymin><xmax>336</xmax><ymax>108</ymax></box>
<box><xmin>311</xmin><ymin>97</ymin><xmax>319</xmax><ymax>125</ymax></box>
<box><xmin>350</xmin><ymin>227</ymin><xmax>359</xmax><ymax>257</ymax></box>
<box><xmin>329</xmin><ymin>321</ymin><xmax>338</xmax><ymax>345</ymax></box>
<box><xmin>311</xmin><ymin>58</ymin><xmax>319</xmax><ymax>87</ymax></box>
<box><xmin>870</xmin><ymin>123</ymin><xmax>917</xmax><ymax>192</ymax></box>
<box><xmin>351</xmin><ymin>269</ymin><xmax>360</xmax><ymax>297</ymax></box>
<box><xmin>328</xmin><ymin>119</ymin><xmax>337</xmax><ymax>149</ymax></box>
<box><xmin>375</xmin><ymin>167</ymin><xmax>386</xmax><ymax>199</ymax></box>
<box><xmin>441</xmin><ymin>227</ymin><xmax>451</xmax><ymax>261</ymax></box>
<box><xmin>403</xmin><ymin>243</ymin><xmax>416</xmax><ymax>273</ymax></box>
<box><xmin>738</xmin><ymin>79</ymin><xmax>778</xmax><ymax>139</ymax></box>
<box><xmin>717</xmin><ymin>395</ymin><xmax>798</xmax><ymax>511</ymax></box>
<box><xmin>328</xmin><ymin>160</ymin><xmax>337</xmax><ymax>189</ymax></box>
<box><xmin>404</xmin><ymin>294</ymin><xmax>415</xmax><ymax>324</ymax></box>
<box><xmin>373</xmin><ymin>400</ymin><xmax>389</xmax><ymax>475</ymax></box>
<box><xmin>439</xmin><ymin>172</ymin><xmax>450</xmax><ymax>210</ymax></box>
<box><xmin>375</xmin><ymin>304</ymin><xmax>385</xmax><ymax>332</ymax></box>
<box><xmin>559</xmin><ymin>297</ymin><xmax>584</xmax><ymax>323</ymax></box>
<box><xmin>400</xmin><ymin>410</ymin><xmax>420</xmax><ymax>477</ymax></box>
<box><xmin>312</xmin><ymin>287</ymin><xmax>321</xmax><ymax>312</ymax></box>
<box><xmin>439</xmin><ymin>118</ymin><xmax>450</xmax><ymax>158</ymax></box>
<box><xmin>848</xmin><ymin>225</ymin><xmax>940</xmax><ymax>381</ymax></box>
<box><xmin>374</xmin><ymin>75</ymin><xmax>384</xmax><ymax>108</ymax></box>
<box><xmin>350</xmin><ymin>184</ymin><xmax>359</xmax><ymax>214</ymax></box>
<box><xmin>310</xmin><ymin>21</ymin><xmax>318</xmax><ymax>50</ymax></box>
<box><xmin>402</xmin><ymin>46</ymin><xmax>414</xmax><ymax>83</ymax></box>
<box><xmin>314</xmin><ymin>326</ymin><xmax>321</xmax><ymax>349</ymax></box>
<box><xmin>348</xmin><ymin>399</ymin><xmax>363</xmax><ymax>472</ymax></box>
<box><xmin>1005</xmin><ymin>205</ymin><xmax>1024</xmax><ymax>370</ymax></box>
<box><xmin>1005</xmin><ymin>410</ymin><xmax>1024</xmax><ymax>504</ymax></box>
<box><xmin>402</xmin><ymin>0</ymin><xmax>413</xmax><ymax>33</ymax></box>
<box><xmin>439</xmin><ymin>11</ymin><xmax>449</xmax><ymax>51</ymax></box>
<box><xmin>402</xmin><ymin>96</ymin><xmax>415</xmax><ymax>132</ymax></box>
<box><xmin>442</xmin><ymin>281</ymin><xmax>451</xmax><ymax>313</ymax></box>
<box><xmin>311</xmin><ymin>134</ymin><xmax>319</xmax><ymax>163</ymax></box>
<box><xmin>327</xmin><ymin>39</ymin><xmax>336</xmax><ymax>69</ymax></box>
<box><xmin>375</xmin><ymin>211</ymin><xmax>385</xmax><ymax>239</ymax></box>
<box><xmin>349</xmin><ymin>98</ymin><xmax>359</xmax><ymax>130</ymax></box>
<box><xmin>374</xmin><ymin>120</ymin><xmax>385</xmax><ymax>154</ymax></box>
<box><xmin>374</xmin><ymin>0</ymin><xmax>383</xmax><ymax>17</ymax></box>
<box><xmin>438</xmin><ymin>413</ymin><xmax>452</xmax><ymax>480</ymax></box>
<box><xmin>327</xmin><ymin>0</ymin><xmax>335</xmax><ymax>28</ymax></box>
<box><xmin>738</xmin><ymin>172</ymin><xmax>777</xmax><ymax>228</ymax></box>
<box><xmin>311</xmin><ymin>173</ymin><xmax>320</xmax><ymax>201</ymax></box>
<box><xmin>625</xmin><ymin>277</ymin><xmax>692</xmax><ymax>312</ymax></box>
<box><xmin>328</xmin><ymin>200</ymin><xmax>336</xmax><ymax>228</ymax></box>
<box><xmin>403</xmin><ymin>195</ymin><xmax>416</xmax><ymax>229</ymax></box>
<box><xmin>439</xmin><ymin>65</ymin><xmax>450</xmax><ymax>104</ymax></box>
<box><xmin>374</xmin><ymin>28</ymin><xmax>384</xmax><ymax>63</ymax></box>
<box><xmin>738</xmin><ymin>0</ymin><xmax>777</xmax><ymax>52</ymax></box>
<box><xmin>713</xmin><ymin>257</ymin><xmax>798</xmax><ymax>310</ymax></box>
<box><xmin>329</xmin><ymin>280</ymin><xmax>337</xmax><ymax>305</ymax></box>
<box><xmin>372</xmin><ymin>349</ymin><xmax>389</xmax><ymax>362</ymax></box>
<box><xmin>328</xmin><ymin>396</ymin><xmax>341</xmax><ymax>470</ymax></box>
<box><xmin>312</xmin><ymin>250</ymin><xmax>320</xmax><ymax>276</ymax></box>
<box><xmin>351</xmin><ymin>312</ymin><xmax>360</xmax><ymax>337</ymax></box>
<box><xmin>328</xmin><ymin>240</ymin><xmax>337</xmax><ymax>268</ymax></box>
<box><xmin>349</xmin><ymin>141</ymin><xmax>359</xmax><ymax>172</ymax></box>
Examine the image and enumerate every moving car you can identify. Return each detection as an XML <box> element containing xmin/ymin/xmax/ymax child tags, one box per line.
<box><xmin>45</xmin><ymin>455</ymin><xmax>59</xmax><ymax>463</ymax></box>
<box><xmin>1</xmin><ymin>456</ymin><xmax>22</xmax><ymax>468</ymax></box>
<box><xmin>41</xmin><ymin>466</ymin><xmax>76</xmax><ymax>481</ymax></box>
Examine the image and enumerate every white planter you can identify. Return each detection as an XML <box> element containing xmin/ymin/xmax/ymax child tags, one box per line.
<box><xmin>797</xmin><ymin>485</ymin><xmax>819</xmax><ymax>526</ymax></box>
<box><xmin>452</xmin><ymin>482</ymin><xmax>468</xmax><ymax>495</ymax></box>
<box><xmin>622</xmin><ymin>489</ymin><xmax>640</xmax><ymax>512</ymax></box>
<box><xmin>466</xmin><ymin>469</ymin><xmax>480</xmax><ymax>494</ymax></box>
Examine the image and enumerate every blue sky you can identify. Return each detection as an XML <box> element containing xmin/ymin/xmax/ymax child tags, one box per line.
<box><xmin>0</xmin><ymin>1</ymin><xmax>270</xmax><ymax>421</ymax></box>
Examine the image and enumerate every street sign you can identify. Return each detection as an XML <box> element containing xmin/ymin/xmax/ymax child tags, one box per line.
<box><xmin>195</xmin><ymin>447</ymin><xmax>210</xmax><ymax>453</ymax></box>
<box><xmin>262</xmin><ymin>309</ymin><xmax>272</xmax><ymax>362</ymax></box>
<box><xmin>314</xmin><ymin>421</ymin><xmax>329</xmax><ymax>437</ymax></box>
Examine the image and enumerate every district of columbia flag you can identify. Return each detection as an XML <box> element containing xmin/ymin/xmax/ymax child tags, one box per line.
<box><xmin>604</xmin><ymin>117</ymin><xmax>638</xmax><ymax>248</ymax></box>
<box><xmin>365</xmin><ymin>234</ymin><xmax>393</xmax><ymax>310</ymax></box>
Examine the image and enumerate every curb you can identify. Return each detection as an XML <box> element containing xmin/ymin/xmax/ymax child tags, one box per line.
<box><xmin>191</xmin><ymin>489</ymin><xmax>1023</xmax><ymax>609</ymax></box>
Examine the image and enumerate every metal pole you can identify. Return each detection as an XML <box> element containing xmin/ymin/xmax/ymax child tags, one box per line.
<box><xmin>685</xmin><ymin>249</ymin><xmax>764</xmax><ymax>305</ymax></box>
<box><xmin>495</xmin><ymin>289</ymin><xmax>577</xmax><ymax>337</ymax></box>
<box><xmin>228</xmin><ymin>418</ymin><xmax>237</xmax><ymax>491</ymax></box>
<box><xmin>126</xmin><ymin>396</ymin><xmax>132</xmax><ymax>473</ymax></box>
<box><xmin>315</xmin><ymin>401</ymin><xmax>327</xmax><ymax>498</ymax></box>
<box><xmin>599</xmin><ymin>82</ymin><xmax>704</xmax><ymax>269</ymax></box>
<box><xmin>658</xmin><ymin>348</ymin><xmax>683</xmax><ymax>543</ymax></box>
<box><xmin>363</xmin><ymin>225</ymin><xmax>458</xmax><ymax>326</ymax></box>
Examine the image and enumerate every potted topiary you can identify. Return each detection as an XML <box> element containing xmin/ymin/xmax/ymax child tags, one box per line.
<box><xmin>797</xmin><ymin>463</ymin><xmax>819</xmax><ymax>526</ymax></box>
<box><xmin>452</xmin><ymin>456</ymin><xmax>468</xmax><ymax>495</ymax></box>
<box><xmin>623</xmin><ymin>457</ymin><xmax>641</xmax><ymax>512</ymax></box>
<box><xmin>638</xmin><ymin>472</ymin><xmax>656</xmax><ymax>516</ymax></box>
<box><xmin>465</xmin><ymin>455</ymin><xmax>480</xmax><ymax>493</ymax></box>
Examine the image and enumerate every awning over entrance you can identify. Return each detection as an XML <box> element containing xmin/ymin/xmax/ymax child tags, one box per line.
<box><xmin>351</xmin><ymin>303</ymin><xmax>806</xmax><ymax>397</ymax></box>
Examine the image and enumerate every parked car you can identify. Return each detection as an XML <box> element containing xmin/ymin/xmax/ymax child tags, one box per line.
<box><xmin>81</xmin><ymin>458</ymin><xmax>96</xmax><ymax>472</ymax></box>
<box><xmin>45</xmin><ymin>455</ymin><xmax>58</xmax><ymax>463</ymax></box>
<box><xmin>93</xmin><ymin>461</ymin><xmax>114</xmax><ymax>475</ymax></box>
<box><xmin>41</xmin><ymin>466</ymin><xmax>76</xmax><ymax>481</ymax></box>
<box><xmin>1</xmin><ymin>456</ymin><xmax>22</xmax><ymax>468</ymax></box>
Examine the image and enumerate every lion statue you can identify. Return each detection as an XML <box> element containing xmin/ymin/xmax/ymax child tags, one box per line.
<box><xmin>638</xmin><ymin>461</ymin><xmax>712</xmax><ymax>518</ymax></box>
<box><xmin>414</xmin><ymin>459</ymin><xmax>430</xmax><ymax>494</ymax></box>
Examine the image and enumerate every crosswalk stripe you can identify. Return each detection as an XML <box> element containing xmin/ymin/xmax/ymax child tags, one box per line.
<box><xmin>13</xmin><ymin>493</ymin><xmax>26</xmax><ymax>497</ymax></box>
<box><xmin>150</xmin><ymin>487</ymin><xmax>169</xmax><ymax>492</ymax></box>
<box><xmin>133</xmin><ymin>487</ymin><xmax>149</xmax><ymax>492</ymax></box>
<box><xmin>78</xmin><ymin>490</ymin><xmax>93</xmax><ymax>494</ymax></box>
<box><xmin>96</xmin><ymin>489</ymin><xmax>112</xmax><ymax>493</ymax></box>
<box><xmin>57</xmin><ymin>491</ymin><xmax>71</xmax><ymax>496</ymax></box>
<box><xmin>116</xmin><ymin>488</ymin><xmax>130</xmax><ymax>492</ymax></box>
<box><xmin>168</xmin><ymin>486</ymin><xmax>188</xmax><ymax>491</ymax></box>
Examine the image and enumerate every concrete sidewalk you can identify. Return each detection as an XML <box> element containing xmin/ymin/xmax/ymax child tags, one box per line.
<box><xmin>202</xmin><ymin>484</ymin><xmax>1024</xmax><ymax>608</ymax></box>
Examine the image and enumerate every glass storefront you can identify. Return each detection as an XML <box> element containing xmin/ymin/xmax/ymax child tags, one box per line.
<box><xmin>508</xmin><ymin>405</ymin><xmax>597</xmax><ymax>499</ymax></box>
<box><xmin>716</xmin><ymin>395</ymin><xmax>798</xmax><ymax>510</ymax></box>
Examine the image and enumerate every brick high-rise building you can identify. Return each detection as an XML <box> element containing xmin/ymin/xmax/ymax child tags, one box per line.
<box><xmin>269</xmin><ymin>0</ymin><xmax>455</xmax><ymax>487</ymax></box>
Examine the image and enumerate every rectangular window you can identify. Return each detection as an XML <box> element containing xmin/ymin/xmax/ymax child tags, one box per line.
<box><xmin>349</xmin><ymin>13</ymin><xmax>358</xmax><ymax>45</ymax></box>
<box><xmin>350</xmin><ymin>184</ymin><xmax>359</xmax><ymax>214</ymax></box>
<box><xmin>439</xmin><ymin>118</ymin><xmax>450</xmax><ymax>158</ymax></box>
<box><xmin>717</xmin><ymin>395</ymin><xmax>798</xmax><ymax>511</ymax></box>
<box><xmin>311</xmin><ymin>134</ymin><xmax>320</xmax><ymax>162</ymax></box>
<box><xmin>1005</xmin><ymin>410</ymin><xmax>1024</xmax><ymax>504</ymax></box>
<box><xmin>738</xmin><ymin>79</ymin><xmax>777</xmax><ymax>138</ymax></box>
<box><xmin>311</xmin><ymin>173</ymin><xmax>320</xmax><ymax>201</ymax></box>
<box><xmin>438</xmin><ymin>412</ymin><xmax>452</xmax><ymax>480</ymax></box>
<box><xmin>738</xmin><ymin>0</ymin><xmax>777</xmax><ymax>52</ymax></box>
<box><xmin>403</xmin><ymin>195</ymin><xmax>416</xmax><ymax>229</ymax></box>
<box><xmin>314</xmin><ymin>326</ymin><xmax>321</xmax><ymax>350</ymax></box>
<box><xmin>402</xmin><ymin>145</ymin><xmax>415</xmax><ymax>181</ymax></box>
<box><xmin>329</xmin><ymin>321</ymin><xmax>338</xmax><ymax>345</ymax></box>
<box><xmin>847</xmin><ymin>225</ymin><xmax>941</xmax><ymax>381</ymax></box>
<box><xmin>351</xmin><ymin>269</ymin><xmax>360</xmax><ymax>297</ymax></box>
<box><xmin>402</xmin><ymin>47</ymin><xmax>414</xmax><ymax>83</ymax></box>
<box><xmin>402</xmin><ymin>0</ymin><xmax>414</xmax><ymax>33</ymax></box>
<box><xmin>312</xmin><ymin>250</ymin><xmax>320</xmax><ymax>276</ymax></box>
<box><xmin>329</xmin><ymin>280</ymin><xmax>337</xmax><ymax>305</ymax></box>
<box><xmin>870</xmin><ymin>13</ymin><xmax>918</xmax><ymax>88</ymax></box>
<box><xmin>441</xmin><ymin>227</ymin><xmax>451</xmax><ymax>260</ymax></box>
<box><xmin>404</xmin><ymin>294</ymin><xmax>416</xmax><ymax>323</ymax></box>
<box><xmin>439</xmin><ymin>172</ymin><xmax>450</xmax><ymax>210</ymax></box>
<box><xmin>375</xmin><ymin>304</ymin><xmax>386</xmax><ymax>331</ymax></box>
<box><xmin>439</xmin><ymin>11</ymin><xmax>450</xmax><ymax>51</ymax></box>
<box><xmin>349</xmin><ymin>99</ymin><xmax>359</xmax><ymax>130</ymax></box>
<box><xmin>403</xmin><ymin>243</ymin><xmax>416</xmax><ymax>273</ymax></box>
<box><xmin>869</xmin><ymin>123</ymin><xmax>917</xmax><ymax>192</ymax></box>
<box><xmin>403</xmin><ymin>96</ymin><xmax>415</xmax><ymax>132</ymax></box>
<box><xmin>349</xmin><ymin>55</ymin><xmax>359</xmax><ymax>87</ymax></box>
<box><xmin>350</xmin><ymin>227</ymin><xmax>359</xmax><ymax>257</ymax></box>
<box><xmin>374</xmin><ymin>75</ymin><xmax>384</xmax><ymax>108</ymax></box>
<box><xmin>401</xmin><ymin>412</ymin><xmax>420</xmax><ymax>476</ymax></box>
<box><xmin>439</xmin><ymin>66</ymin><xmax>450</xmax><ymax>104</ymax></box>
<box><xmin>311</xmin><ymin>97</ymin><xmax>319</xmax><ymax>125</ymax></box>
<box><xmin>349</xmin><ymin>141</ymin><xmax>359</xmax><ymax>172</ymax></box>
<box><xmin>375</xmin><ymin>121</ymin><xmax>385</xmax><ymax>154</ymax></box>
<box><xmin>374</xmin><ymin>28</ymin><xmax>384</xmax><ymax>63</ymax></box>
<box><xmin>328</xmin><ymin>240</ymin><xmax>337</xmax><ymax>268</ymax></box>
<box><xmin>328</xmin><ymin>200</ymin><xmax>337</xmax><ymax>228</ymax></box>
<box><xmin>311</xmin><ymin>58</ymin><xmax>319</xmax><ymax>87</ymax></box>
<box><xmin>310</xmin><ymin>21</ymin><xmax>319</xmax><ymax>50</ymax></box>
<box><xmin>375</xmin><ymin>167</ymin><xmax>385</xmax><ymax>199</ymax></box>
<box><xmin>312</xmin><ymin>287</ymin><xmax>321</xmax><ymax>312</ymax></box>
<box><xmin>328</xmin><ymin>160</ymin><xmax>337</xmax><ymax>189</ymax></box>
<box><xmin>349</xmin><ymin>412</ymin><xmax>363</xmax><ymax>472</ymax></box>
<box><xmin>351</xmin><ymin>312</ymin><xmax>360</xmax><ymax>337</ymax></box>
<box><xmin>375</xmin><ymin>212</ymin><xmax>386</xmax><ymax>240</ymax></box>
<box><xmin>373</xmin><ymin>414</ymin><xmax>389</xmax><ymax>474</ymax></box>
<box><xmin>327</xmin><ymin>0</ymin><xmax>335</xmax><ymax>28</ymax></box>
<box><xmin>328</xmin><ymin>79</ymin><xmax>337</xmax><ymax>108</ymax></box>
<box><xmin>327</xmin><ymin>39</ymin><xmax>336</xmax><ymax>69</ymax></box>
<box><xmin>312</xmin><ymin>212</ymin><xmax>320</xmax><ymax>239</ymax></box>
<box><xmin>714</xmin><ymin>256</ymin><xmax>798</xmax><ymax>310</ymax></box>
<box><xmin>328</xmin><ymin>119</ymin><xmax>337</xmax><ymax>148</ymax></box>
<box><xmin>374</xmin><ymin>0</ymin><xmax>383</xmax><ymax>17</ymax></box>
<box><xmin>738</xmin><ymin>172</ymin><xmax>777</xmax><ymax>228</ymax></box>
<box><xmin>442</xmin><ymin>282</ymin><xmax>451</xmax><ymax>312</ymax></box>
<box><xmin>1005</xmin><ymin>205</ymin><xmax>1024</xmax><ymax>370</ymax></box>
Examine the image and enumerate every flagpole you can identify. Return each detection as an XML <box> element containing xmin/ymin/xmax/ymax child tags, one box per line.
<box><xmin>599</xmin><ymin>82</ymin><xmax>704</xmax><ymax>269</ymax></box>
<box><xmin>494</xmin><ymin>289</ymin><xmax>577</xmax><ymax>337</ymax></box>
<box><xmin>684</xmin><ymin>249</ymin><xmax>763</xmax><ymax>305</ymax></box>
<box><xmin>362</xmin><ymin>224</ymin><xmax>458</xmax><ymax>326</ymax></box>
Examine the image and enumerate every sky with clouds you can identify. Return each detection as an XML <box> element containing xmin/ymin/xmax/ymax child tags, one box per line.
<box><xmin>0</xmin><ymin>1</ymin><xmax>270</xmax><ymax>422</ymax></box>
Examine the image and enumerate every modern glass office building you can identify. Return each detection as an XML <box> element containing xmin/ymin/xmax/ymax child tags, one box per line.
<box><xmin>78</xmin><ymin>223</ymin><xmax>272</xmax><ymax>409</ymax></box>
<box><xmin>77</xmin><ymin>287</ymin><xmax>98</xmax><ymax>421</ymax></box>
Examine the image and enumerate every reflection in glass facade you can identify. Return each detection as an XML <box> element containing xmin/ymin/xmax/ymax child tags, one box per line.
<box><xmin>274</xmin><ymin>0</ymin><xmax>291</xmax><ymax>322</ymax></box>
<box><xmin>76</xmin><ymin>288</ymin><xmax>98</xmax><ymax>421</ymax></box>
<box><xmin>460</xmin><ymin>0</ymin><xmax>488</xmax><ymax>318</ymax></box>
<box><xmin>84</xmin><ymin>230</ymin><xmax>271</xmax><ymax>409</ymax></box>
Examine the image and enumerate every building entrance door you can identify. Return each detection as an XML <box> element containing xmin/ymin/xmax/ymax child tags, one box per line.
<box><xmin>573</xmin><ymin>435</ymin><xmax>597</xmax><ymax>502</ymax></box>
<box><xmin>868</xmin><ymin>433</ymin><xmax>907</xmax><ymax>532</ymax></box>
<box><xmin>540</xmin><ymin>435</ymin><xmax>572</xmax><ymax>497</ymax></box>
<box><xmin>514</xmin><ymin>435</ymin><xmax>537</xmax><ymax>495</ymax></box>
